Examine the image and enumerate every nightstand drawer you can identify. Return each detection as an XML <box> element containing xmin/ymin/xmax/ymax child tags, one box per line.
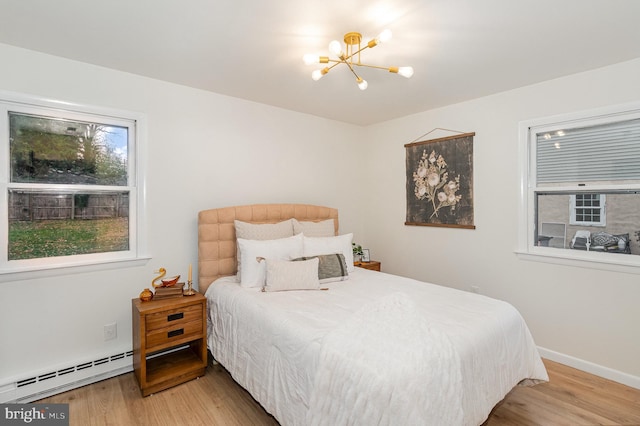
<box><xmin>146</xmin><ymin>319</ymin><xmax>203</xmax><ymax>349</ymax></box>
<box><xmin>146</xmin><ymin>304</ymin><xmax>202</xmax><ymax>331</ymax></box>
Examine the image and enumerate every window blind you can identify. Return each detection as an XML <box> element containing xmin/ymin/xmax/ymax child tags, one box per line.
<box><xmin>536</xmin><ymin>118</ymin><xmax>640</xmax><ymax>184</ymax></box>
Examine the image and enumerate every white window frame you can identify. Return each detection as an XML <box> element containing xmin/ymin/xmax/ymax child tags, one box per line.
<box><xmin>517</xmin><ymin>101</ymin><xmax>640</xmax><ymax>274</ymax></box>
<box><xmin>0</xmin><ymin>91</ymin><xmax>149</xmax><ymax>281</ymax></box>
<box><xmin>569</xmin><ymin>194</ymin><xmax>606</xmax><ymax>226</ymax></box>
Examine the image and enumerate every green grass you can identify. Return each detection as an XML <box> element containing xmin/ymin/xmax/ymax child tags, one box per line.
<box><xmin>9</xmin><ymin>217</ymin><xmax>129</xmax><ymax>260</ymax></box>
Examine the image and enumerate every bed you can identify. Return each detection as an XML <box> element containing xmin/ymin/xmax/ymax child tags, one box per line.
<box><xmin>198</xmin><ymin>204</ymin><xmax>548</xmax><ymax>426</ymax></box>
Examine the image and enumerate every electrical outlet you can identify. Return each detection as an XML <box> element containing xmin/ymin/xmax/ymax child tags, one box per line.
<box><xmin>470</xmin><ymin>286</ymin><xmax>480</xmax><ymax>294</ymax></box>
<box><xmin>104</xmin><ymin>323</ymin><xmax>117</xmax><ymax>341</ymax></box>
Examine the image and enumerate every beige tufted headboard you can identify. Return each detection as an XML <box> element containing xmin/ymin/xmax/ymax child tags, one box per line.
<box><xmin>197</xmin><ymin>204</ymin><xmax>339</xmax><ymax>295</ymax></box>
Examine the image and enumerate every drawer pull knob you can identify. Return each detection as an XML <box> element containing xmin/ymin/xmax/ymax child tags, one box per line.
<box><xmin>168</xmin><ymin>329</ymin><xmax>184</xmax><ymax>338</ymax></box>
<box><xmin>168</xmin><ymin>312</ymin><xmax>184</xmax><ymax>321</ymax></box>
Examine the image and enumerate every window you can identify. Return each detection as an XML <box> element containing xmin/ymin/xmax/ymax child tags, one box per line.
<box><xmin>0</xmin><ymin>92</ymin><xmax>148</xmax><ymax>277</ymax></box>
<box><xmin>518</xmin><ymin>102</ymin><xmax>640</xmax><ymax>271</ymax></box>
<box><xmin>570</xmin><ymin>194</ymin><xmax>605</xmax><ymax>226</ymax></box>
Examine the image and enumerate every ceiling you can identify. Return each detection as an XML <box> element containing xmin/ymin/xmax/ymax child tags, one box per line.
<box><xmin>1</xmin><ymin>0</ymin><xmax>639</xmax><ymax>126</ymax></box>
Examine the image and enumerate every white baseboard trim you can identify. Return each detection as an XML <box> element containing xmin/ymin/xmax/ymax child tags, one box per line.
<box><xmin>538</xmin><ymin>346</ymin><xmax>640</xmax><ymax>390</ymax></box>
<box><xmin>0</xmin><ymin>349</ymin><xmax>134</xmax><ymax>403</ymax></box>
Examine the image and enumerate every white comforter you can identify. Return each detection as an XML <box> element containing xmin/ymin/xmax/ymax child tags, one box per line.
<box><xmin>206</xmin><ymin>268</ymin><xmax>548</xmax><ymax>426</ymax></box>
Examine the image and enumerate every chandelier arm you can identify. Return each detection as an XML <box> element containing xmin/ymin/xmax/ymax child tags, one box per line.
<box><xmin>342</xmin><ymin>59</ymin><xmax>362</xmax><ymax>80</ymax></box>
<box><xmin>353</xmin><ymin>63</ymin><xmax>395</xmax><ymax>71</ymax></box>
<box><xmin>326</xmin><ymin>56</ymin><xmax>362</xmax><ymax>79</ymax></box>
<box><xmin>325</xmin><ymin>59</ymin><xmax>343</xmax><ymax>66</ymax></box>
<box><xmin>328</xmin><ymin>60</ymin><xmax>406</xmax><ymax>75</ymax></box>
<box><xmin>323</xmin><ymin>60</ymin><xmax>345</xmax><ymax>72</ymax></box>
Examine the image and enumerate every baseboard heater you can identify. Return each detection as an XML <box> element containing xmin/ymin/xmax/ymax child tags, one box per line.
<box><xmin>0</xmin><ymin>350</ymin><xmax>134</xmax><ymax>403</ymax></box>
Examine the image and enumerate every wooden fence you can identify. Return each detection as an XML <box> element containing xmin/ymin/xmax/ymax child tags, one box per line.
<box><xmin>9</xmin><ymin>192</ymin><xmax>129</xmax><ymax>221</ymax></box>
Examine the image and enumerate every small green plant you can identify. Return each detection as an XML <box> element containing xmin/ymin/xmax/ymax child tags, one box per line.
<box><xmin>352</xmin><ymin>242</ymin><xmax>363</xmax><ymax>256</ymax></box>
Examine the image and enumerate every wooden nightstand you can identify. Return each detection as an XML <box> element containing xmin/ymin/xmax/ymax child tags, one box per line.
<box><xmin>354</xmin><ymin>260</ymin><xmax>381</xmax><ymax>271</ymax></box>
<box><xmin>132</xmin><ymin>293</ymin><xmax>207</xmax><ymax>396</ymax></box>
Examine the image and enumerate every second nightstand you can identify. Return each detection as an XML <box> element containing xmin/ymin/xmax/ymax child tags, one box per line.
<box><xmin>354</xmin><ymin>260</ymin><xmax>381</xmax><ymax>271</ymax></box>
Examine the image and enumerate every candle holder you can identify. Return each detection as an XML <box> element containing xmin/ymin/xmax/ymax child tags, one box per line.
<box><xmin>183</xmin><ymin>280</ymin><xmax>196</xmax><ymax>296</ymax></box>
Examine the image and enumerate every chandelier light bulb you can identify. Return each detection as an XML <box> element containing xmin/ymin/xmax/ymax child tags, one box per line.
<box><xmin>311</xmin><ymin>67</ymin><xmax>329</xmax><ymax>81</ymax></box>
<box><xmin>397</xmin><ymin>66</ymin><xmax>414</xmax><ymax>78</ymax></box>
<box><xmin>357</xmin><ymin>78</ymin><xmax>368</xmax><ymax>90</ymax></box>
<box><xmin>378</xmin><ymin>29</ymin><xmax>392</xmax><ymax>43</ymax></box>
<box><xmin>328</xmin><ymin>40</ymin><xmax>343</xmax><ymax>57</ymax></box>
<box><xmin>303</xmin><ymin>54</ymin><xmax>319</xmax><ymax>65</ymax></box>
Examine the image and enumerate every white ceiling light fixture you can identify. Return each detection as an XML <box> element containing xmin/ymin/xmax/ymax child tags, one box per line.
<box><xmin>303</xmin><ymin>29</ymin><xmax>414</xmax><ymax>90</ymax></box>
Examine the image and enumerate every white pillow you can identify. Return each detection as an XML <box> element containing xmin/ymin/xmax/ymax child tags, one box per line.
<box><xmin>303</xmin><ymin>233</ymin><xmax>354</xmax><ymax>272</ymax></box>
<box><xmin>235</xmin><ymin>219</ymin><xmax>295</xmax><ymax>279</ymax></box>
<box><xmin>292</xmin><ymin>218</ymin><xmax>335</xmax><ymax>237</ymax></box>
<box><xmin>264</xmin><ymin>258</ymin><xmax>320</xmax><ymax>292</ymax></box>
<box><xmin>237</xmin><ymin>233</ymin><xmax>303</xmax><ymax>288</ymax></box>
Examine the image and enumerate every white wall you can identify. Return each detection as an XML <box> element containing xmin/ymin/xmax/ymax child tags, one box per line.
<box><xmin>0</xmin><ymin>43</ymin><xmax>365</xmax><ymax>384</ymax></box>
<box><xmin>361</xmin><ymin>58</ymin><xmax>640</xmax><ymax>383</ymax></box>
<box><xmin>1</xmin><ymin>41</ymin><xmax>639</xmax><ymax>391</ymax></box>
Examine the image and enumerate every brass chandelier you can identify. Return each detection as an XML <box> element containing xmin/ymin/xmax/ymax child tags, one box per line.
<box><xmin>303</xmin><ymin>29</ymin><xmax>414</xmax><ymax>90</ymax></box>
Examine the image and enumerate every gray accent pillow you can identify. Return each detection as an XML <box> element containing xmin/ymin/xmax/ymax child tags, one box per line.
<box><xmin>293</xmin><ymin>253</ymin><xmax>349</xmax><ymax>284</ymax></box>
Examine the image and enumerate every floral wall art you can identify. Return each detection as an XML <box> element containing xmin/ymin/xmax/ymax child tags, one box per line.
<box><xmin>405</xmin><ymin>132</ymin><xmax>475</xmax><ymax>229</ymax></box>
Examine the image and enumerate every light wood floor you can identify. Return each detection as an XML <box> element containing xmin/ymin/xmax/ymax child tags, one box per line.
<box><xmin>37</xmin><ymin>359</ymin><xmax>640</xmax><ymax>425</ymax></box>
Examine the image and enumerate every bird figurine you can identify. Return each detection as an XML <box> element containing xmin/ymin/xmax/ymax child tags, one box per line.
<box><xmin>152</xmin><ymin>268</ymin><xmax>166</xmax><ymax>288</ymax></box>
<box><xmin>152</xmin><ymin>267</ymin><xmax>181</xmax><ymax>288</ymax></box>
